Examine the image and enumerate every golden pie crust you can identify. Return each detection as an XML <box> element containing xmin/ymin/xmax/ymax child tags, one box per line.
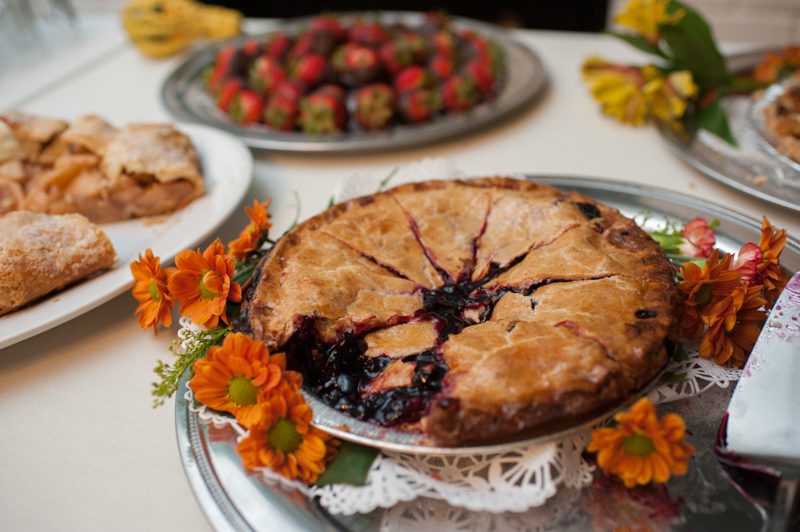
<box><xmin>238</xmin><ymin>177</ymin><xmax>681</xmax><ymax>446</ymax></box>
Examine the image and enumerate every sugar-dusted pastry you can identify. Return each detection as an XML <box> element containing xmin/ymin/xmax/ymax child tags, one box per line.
<box><xmin>238</xmin><ymin>177</ymin><xmax>680</xmax><ymax>446</ymax></box>
<box><xmin>0</xmin><ymin>112</ymin><xmax>205</xmax><ymax>223</ymax></box>
<box><xmin>0</xmin><ymin>211</ymin><xmax>116</xmax><ymax>316</ymax></box>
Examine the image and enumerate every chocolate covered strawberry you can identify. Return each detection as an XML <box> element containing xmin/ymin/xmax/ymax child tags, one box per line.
<box><xmin>430</xmin><ymin>30</ymin><xmax>457</xmax><ymax>58</ymax></box>
<box><xmin>315</xmin><ymin>83</ymin><xmax>346</xmax><ymax>101</ymax></box>
<box><xmin>348</xmin><ymin>19</ymin><xmax>390</xmax><ymax>48</ymax></box>
<box><xmin>248</xmin><ymin>55</ymin><xmax>286</xmax><ymax>95</ymax></box>
<box><xmin>289</xmin><ymin>29</ymin><xmax>339</xmax><ymax>59</ymax></box>
<box><xmin>397</xmin><ymin>33</ymin><xmax>427</xmax><ymax>62</ymax></box>
<box><xmin>332</xmin><ymin>43</ymin><xmax>381</xmax><ymax>86</ymax></box>
<box><xmin>263</xmin><ymin>94</ymin><xmax>298</xmax><ymax>131</ymax></box>
<box><xmin>380</xmin><ymin>35</ymin><xmax>426</xmax><ymax>75</ymax></box>
<box><xmin>398</xmin><ymin>88</ymin><xmax>440</xmax><ymax>123</ymax></box>
<box><xmin>217</xmin><ymin>78</ymin><xmax>244</xmax><ymax>112</ymax></box>
<box><xmin>207</xmin><ymin>44</ymin><xmax>237</xmax><ymax>92</ymax></box>
<box><xmin>441</xmin><ymin>75</ymin><xmax>479</xmax><ymax>112</ymax></box>
<box><xmin>308</xmin><ymin>14</ymin><xmax>346</xmax><ymax>40</ymax></box>
<box><xmin>394</xmin><ymin>65</ymin><xmax>429</xmax><ymax>93</ymax></box>
<box><xmin>289</xmin><ymin>54</ymin><xmax>327</xmax><ymax>88</ymax></box>
<box><xmin>298</xmin><ymin>90</ymin><xmax>347</xmax><ymax>134</ymax></box>
<box><xmin>229</xmin><ymin>90</ymin><xmax>264</xmax><ymax>125</ymax></box>
<box><xmin>264</xmin><ymin>32</ymin><xmax>292</xmax><ymax>59</ymax></box>
<box><xmin>463</xmin><ymin>58</ymin><xmax>495</xmax><ymax>94</ymax></box>
<box><xmin>429</xmin><ymin>54</ymin><xmax>454</xmax><ymax>81</ymax></box>
<box><xmin>354</xmin><ymin>83</ymin><xmax>396</xmax><ymax>130</ymax></box>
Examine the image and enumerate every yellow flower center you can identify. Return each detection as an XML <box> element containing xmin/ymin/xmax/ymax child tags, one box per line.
<box><xmin>198</xmin><ymin>270</ymin><xmax>220</xmax><ymax>300</ymax></box>
<box><xmin>268</xmin><ymin>419</ymin><xmax>302</xmax><ymax>452</ymax></box>
<box><xmin>148</xmin><ymin>280</ymin><xmax>161</xmax><ymax>302</ymax></box>
<box><xmin>227</xmin><ymin>375</ymin><xmax>259</xmax><ymax>407</ymax></box>
<box><xmin>623</xmin><ymin>433</ymin><xmax>655</xmax><ymax>455</ymax></box>
<box><xmin>695</xmin><ymin>284</ymin><xmax>713</xmax><ymax>306</ymax></box>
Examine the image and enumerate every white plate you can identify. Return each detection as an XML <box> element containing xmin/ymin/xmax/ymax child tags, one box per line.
<box><xmin>0</xmin><ymin>124</ymin><xmax>253</xmax><ymax>349</ymax></box>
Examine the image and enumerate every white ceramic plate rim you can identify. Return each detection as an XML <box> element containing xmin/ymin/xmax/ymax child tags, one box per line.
<box><xmin>0</xmin><ymin>123</ymin><xmax>253</xmax><ymax>350</ymax></box>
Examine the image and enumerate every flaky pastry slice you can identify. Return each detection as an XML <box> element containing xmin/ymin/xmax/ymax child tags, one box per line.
<box><xmin>0</xmin><ymin>211</ymin><xmax>116</xmax><ymax>316</ymax></box>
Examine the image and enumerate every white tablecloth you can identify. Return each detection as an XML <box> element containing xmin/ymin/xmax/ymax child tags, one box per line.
<box><xmin>0</xmin><ymin>15</ymin><xmax>797</xmax><ymax>532</ymax></box>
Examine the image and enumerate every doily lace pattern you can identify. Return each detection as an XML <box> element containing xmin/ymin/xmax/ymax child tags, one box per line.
<box><xmin>180</xmin><ymin>161</ymin><xmax>743</xmax><ymax>515</ymax></box>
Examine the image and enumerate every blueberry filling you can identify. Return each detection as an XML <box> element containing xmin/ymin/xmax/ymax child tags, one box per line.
<box><xmin>635</xmin><ymin>309</ymin><xmax>657</xmax><ymax>319</ymax></box>
<box><xmin>577</xmin><ymin>202</ymin><xmax>601</xmax><ymax>220</ymax></box>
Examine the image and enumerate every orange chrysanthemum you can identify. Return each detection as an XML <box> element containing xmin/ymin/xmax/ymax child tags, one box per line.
<box><xmin>237</xmin><ymin>383</ymin><xmax>337</xmax><ymax>484</ymax></box>
<box><xmin>130</xmin><ymin>248</ymin><xmax>174</xmax><ymax>332</ymax></box>
<box><xmin>753</xmin><ymin>45</ymin><xmax>800</xmax><ymax>84</ymax></box>
<box><xmin>699</xmin><ymin>285</ymin><xmax>767</xmax><ymax>368</ymax></box>
<box><xmin>679</xmin><ymin>250</ymin><xmax>741</xmax><ymax>338</ymax></box>
<box><xmin>168</xmin><ymin>239</ymin><xmax>242</xmax><ymax>328</ymax></box>
<box><xmin>228</xmin><ymin>199</ymin><xmax>272</xmax><ymax>260</ymax></box>
<box><xmin>756</xmin><ymin>216</ymin><xmax>789</xmax><ymax>305</ymax></box>
<box><xmin>190</xmin><ymin>332</ymin><xmax>301</xmax><ymax>428</ymax></box>
<box><xmin>587</xmin><ymin>398</ymin><xmax>695</xmax><ymax>488</ymax></box>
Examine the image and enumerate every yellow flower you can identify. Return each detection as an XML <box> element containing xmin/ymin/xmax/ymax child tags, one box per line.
<box><xmin>615</xmin><ymin>0</ymin><xmax>685</xmax><ymax>45</ymax></box>
<box><xmin>643</xmin><ymin>67</ymin><xmax>698</xmax><ymax>122</ymax></box>
<box><xmin>237</xmin><ymin>382</ymin><xmax>338</xmax><ymax>484</ymax></box>
<box><xmin>587</xmin><ymin>398</ymin><xmax>695</xmax><ymax>488</ymax></box>
<box><xmin>190</xmin><ymin>333</ymin><xmax>301</xmax><ymax>428</ymax></box>
<box><xmin>582</xmin><ymin>57</ymin><xmax>649</xmax><ymax>125</ymax></box>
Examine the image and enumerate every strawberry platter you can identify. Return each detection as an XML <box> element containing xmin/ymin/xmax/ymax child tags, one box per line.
<box><xmin>161</xmin><ymin>11</ymin><xmax>547</xmax><ymax>152</ymax></box>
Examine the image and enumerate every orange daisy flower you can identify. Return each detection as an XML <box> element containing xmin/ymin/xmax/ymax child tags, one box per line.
<box><xmin>228</xmin><ymin>199</ymin><xmax>272</xmax><ymax>261</ymax></box>
<box><xmin>756</xmin><ymin>216</ymin><xmax>789</xmax><ymax>305</ymax></box>
<box><xmin>237</xmin><ymin>383</ymin><xmax>337</xmax><ymax>484</ymax></box>
<box><xmin>587</xmin><ymin>398</ymin><xmax>695</xmax><ymax>488</ymax></box>
<box><xmin>190</xmin><ymin>332</ymin><xmax>301</xmax><ymax>428</ymax></box>
<box><xmin>679</xmin><ymin>250</ymin><xmax>741</xmax><ymax>338</ymax></box>
<box><xmin>753</xmin><ymin>45</ymin><xmax>800</xmax><ymax>84</ymax></box>
<box><xmin>699</xmin><ymin>285</ymin><xmax>766</xmax><ymax>368</ymax></box>
<box><xmin>130</xmin><ymin>248</ymin><xmax>174</xmax><ymax>332</ymax></box>
<box><xmin>168</xmin><ymin>239</ymin><xmax>242</xmax><ymax>328</ymax></box>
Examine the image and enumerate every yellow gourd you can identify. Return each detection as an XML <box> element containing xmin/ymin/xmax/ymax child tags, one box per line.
<box><xmin>122</xmin><ymin>0</ymin><xmax>241</xmax><ymax>58</ymax></box>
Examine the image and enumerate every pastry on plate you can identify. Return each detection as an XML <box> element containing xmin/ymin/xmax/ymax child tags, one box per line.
<box><xmin>762</xmin><ymin>82</ymin><xmax>800</xmax><ymax>163</ymax></box>
<box><xmin>0</xmin><ymin>112</ymin><xmax>204</xmax><ymax>223</ymax></box>
<box><xmin>0</xmin><ymin>211</ymin><xmax>116</xmax><ymax>316</ymax></box>
<box><xmin>237</xmin><ymin>177</ymin><xmax>680</xmax><ymax>446</ymax></box>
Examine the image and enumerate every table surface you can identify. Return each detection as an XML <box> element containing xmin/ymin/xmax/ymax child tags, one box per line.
<box><xmin>0</xmin><ymin>15</ymin><xmax>797</xmax><ymax>532</ymax></box>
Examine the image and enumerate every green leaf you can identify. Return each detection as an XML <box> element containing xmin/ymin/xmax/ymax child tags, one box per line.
<box><xmin>377</xmin><ymin>167</ymin><xmax>399</xmax><ymax>191</ymax></box>
<box><xmin>696</xmin><ymin>96</ymin><xmax>737</xmax><ymax>146</ymax></box>
<box><xmin>659</xmin><ymin>1</ymin><xmax>730</xmax><ymax>91</ymax></box>
<box><xmin>326</xmin><ymin>196</ymin><xmax>335</xmax><ymax>209</ymax></box>
<box><xmin>315</xmin><ymin>442</ymin><xmax>378</xmax><ymax>486</ymax></box>
<box><xmin>673</xmin><ymin>343</ymin><xmax>690</xmax><ymax>362</ymax></box>
<box><xmin>661</xmin><ymin>371</ymin><xmax>689</xmax><ymax>384</ymax></box>
<box><xmin>651</xmin><ymin>233</ymin><xmax>684</xmax><ymax>255</ymax></box>
<box><xmin>607</xmin><ymin>31</ymin><xmax>667</xmax><ymax>59</ymax></box>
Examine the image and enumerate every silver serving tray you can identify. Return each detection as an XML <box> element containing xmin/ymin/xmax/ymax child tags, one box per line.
<box><xmin>176</xmin><ymin>175</ymin><xmax>800</xmax><ymax>531</ymax></box>
<box><xmin>160</xmin><ymin>12</ymin><xmax>547</xmax><ymax>153</ymax></box>
<box><xmin>656</xmin><ymin>54</ymin><xmax>800</xmax><ymax>213</ymax></box>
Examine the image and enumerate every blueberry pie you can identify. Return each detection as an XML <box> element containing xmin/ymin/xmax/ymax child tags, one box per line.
<box><xmin>238</xmin><ymin>177</ymin><xmax>680</xmax><ymax>446</ymax></box>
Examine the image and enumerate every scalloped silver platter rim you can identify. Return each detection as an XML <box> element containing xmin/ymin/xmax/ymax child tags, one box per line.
<box><xmin>655</xmin><ymin>51</ymin><xmax>800</xmax><ymax>213</ymax></box>
<box><xmin>160</xmin><ymin>12</ymin><xmax>547</xmax><ymax>153</ymax></box>
<box><xmin>178</xmin><ymin>175</ymin><xmax>800</xmax><ymax>460</ymax></box>
<box><xmin>749</xmin><ymin>77</ymin><xmax>800</xmax><ymax>174</ymax></box>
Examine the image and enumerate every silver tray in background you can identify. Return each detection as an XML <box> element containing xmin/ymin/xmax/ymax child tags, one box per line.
<box><xmin>656</xmin><ymin>54</ymin><xmax>800</xmax><ymax>213</ymax></box>
<box><xmin>176</xmin><ymin>175</ymin><xmax>800</xmax><ymax>532</ymax></box>
<box><xmin>160</xmin><ymin>12</ymin><xmax>547</xmax><ymax>153</ymax></box>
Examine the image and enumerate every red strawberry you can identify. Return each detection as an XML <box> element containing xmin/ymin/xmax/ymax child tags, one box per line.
<box><xmin>380</xmin><ymin>41</ymin><xmax>414</xmax><ymax>75</ymax></box>
<box><xmin>348</xmin><ymin>20</ymin><xmax>390</xmax><ymax>48</ymax></box>
<box><xmin>441</xmin><ymin>75</ymin><xmax>479</xmax><ymax>112</ymax></box>
<box><xmin>429</xmin><ymin>54</ymin><xmax>454</xmax><ymax>81</ymax></box>
<box><xmin>298</xmin><ymin>91</ymin><xmax>347</xmax><ymax>134</ymax></box>
<box><xmin>394</xmin><ymin>65</ymin><xmax>429</xmax><ymax>93</ymax></box>
<box><xmin>272</xmin><ymin>80</ymin><xmax>307</xmax><ymax>103</ymax></box>
<box><xmin>290</xmin><ymin>54</ymin><xmax>327</xmax><ymax>87</ymax></box>
<box><xmin>265</xmin><ymin>32</ymin><xmax>292</xmax><ymax>59</ymax></box>
<box><xmin>308</xmin><ymin>14</ymin><xmax>346</xmax><ymax>39</ymax></box>
<box><xmin>460</xmin><ymin>31</ymin><xmax>490</xmax><ymax>61</ymax></box>
<box><xmin>263</xmin><ymin>94</ymin><xmax>298</xmax><ymax>131</ymax></box>
<box><xmin>229</xmin><ymin>90</ymin><xmax>264</xmax><ymax>125</ymax></box>
<box><xmin>315</xmin><ymin>83</ymin><xmax>346</xmax><ymax>101</ymax></box>
<box><xmin>242</xmin><ymin>37</ymin><xmax>262</xmax><ymax>57</ymax></box>
<box><xmin>248</xmin><ymin>55</ymin><xmax>286</xmax><ymax>95</ymax></box>
<box><xmin>333</xmin><ymin>43</ymin><xmax>381</xmax><ymax>86</ymax></box>
<box><xmin>397</xmin><ymin>33</ymin><xmax>427</xmax><ymax>63</ymax></box>
<box><xmin>430</xmin><ymin>30</ymin><xmax>457</xmax><ymax>58</ymax></box>
<box><xmin>463</xmin><ymin>58</ymin><xmax>495</xmax><ymax>94</ymax></box>
<box><xmin>217</xmin><ymin>78</ymin><xmax>243</xmax><ymax>112</ymax></box>
<box><xmin>207</xmin><ymin>44</ymin><xmax>237</xmax><ymax>92</ymax></box>
<box><xmin>354</xmin><ymin>83</ymin><xmax>396</xmax><ymax>130</ymax></box>
<box><xmin>398</xmin><ymin>88</ymin><xmax>440</xmax><ymax>123</ymax></box>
